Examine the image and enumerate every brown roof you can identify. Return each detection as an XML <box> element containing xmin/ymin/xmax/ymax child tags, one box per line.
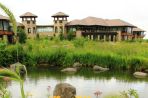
<box><xmin>105</xmin><ymin>19</ymin><xmax>135</xmax><ymax>27</ymax></box>
<box><xmin>133</xmin><ymin>27</ymin><xmax>145</xmax><ymax>32</ymax></box>
<box><xmin>52</xmin><ymin>12</ymin><xmax>69</xmax><ymax>17</ymax></box>
<box><xmin>20</xmin><ymin>12</ymin><xmax>37</xmax><ymax>18</ymax></box>
<box><xmin>0</xmin><ymin>14</ymin><xmax>9</xmax><ymax>20</ymax></box>
<box><xmin>67</xmin><ymin>17</ymin><xmax>135</xmax><ymax>27</ymax></box>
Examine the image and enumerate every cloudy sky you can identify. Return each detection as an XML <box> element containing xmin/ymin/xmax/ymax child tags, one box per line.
<box><xmin>0</xmin><ymin>0</ymin><xmax>148</xmax><ymax>38</ymax></box>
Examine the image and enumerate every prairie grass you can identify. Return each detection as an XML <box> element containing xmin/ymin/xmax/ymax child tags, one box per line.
<box><xmin>0</xmin><ymin>38</ymin><xmax>148</xmax><ymax>71</ymax></box>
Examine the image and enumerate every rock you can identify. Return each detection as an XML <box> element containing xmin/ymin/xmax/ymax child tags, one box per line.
<box><xmin>133</xmin><ymin>72</ymin><xmax>147</xmax><ymax>77</ymax></box>
<box><xmin>53</xmin><ymin>83</ymin><xmax>76</xmax><ymax>98</ymax></box>
<box><xmin>93</xmin><ymin>65</ymin><xmax>109</xmax><ymax>71</ymax></box>
<box><xmin>61</xmin><ymin>68</ymin><xmax>77</xmax><ymax>73</ymax></box>
<box><xmin>73</xmin><ymin>62</ymin><xmax>82</xmax><ymax>68</ymax></box>
<box><xmin>10</xmin><ymin>62</ymin><xmax>27</xmax><ymax>76</ymax></box>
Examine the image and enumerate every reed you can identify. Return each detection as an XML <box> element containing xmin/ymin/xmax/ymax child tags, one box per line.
<box><xmin>0</xmin><ymin>38</ymin><xmax>148</xmax><ymax>71</ymax></box>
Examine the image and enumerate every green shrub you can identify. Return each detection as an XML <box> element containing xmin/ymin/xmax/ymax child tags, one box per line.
<box><xmin>17</xmin><ymin>28</ymin><xmax>27</xmax><ymax>44</ymax></box>
<box><xmin>73</xmin><ymin>37</ymin><xmax>85</xmax><ymax>48</ymax></box>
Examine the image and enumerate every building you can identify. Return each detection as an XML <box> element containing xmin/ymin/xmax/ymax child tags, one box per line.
<box><xmin>66</xmin><ymin>16</ymin><xmax>145</xmax><ymax>41</ymax></box>
<box><xmin>20</xmin><ymin>12</ymin><xmax>38</xmax><ymax>38</ymax></box>
<box><xmin>0</xmin><ymin>12</ymin><xmax>145</xmax><ymax>43</ymax></box>
<box><xmin>0</xmin><ymin>15</ymin><xmax>14</xmax><ymax>43</ymax></box>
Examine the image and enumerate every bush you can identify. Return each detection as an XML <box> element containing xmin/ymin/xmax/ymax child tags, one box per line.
<box><xmin>67</xmin><ymin>30</ymin><xmax>75</xmax><ymax>41</ymax></box>
<box><xmin>17</xmin><ymin>28</ymin><xmax>27</xmax><ymax>44</ymax></box>
<box><xmin>73</xmin><ymin>37</ymin><xmax>85</xmax><ymax>48</ymax></box>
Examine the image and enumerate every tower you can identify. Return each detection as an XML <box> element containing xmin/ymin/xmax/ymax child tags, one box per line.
<box><xmin>51</xmin><ymin>12</ymin><xmax>69</xmax><ymax>36</ymax></box>
<box><xmin>20</xmin><ymin>12</ymin><xmax>37</xmax><ymax>36</ymax></box>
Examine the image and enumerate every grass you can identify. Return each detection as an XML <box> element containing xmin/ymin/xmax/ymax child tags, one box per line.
<box><xmin>0</xmin><ymin>38</ymin><xmax>148</xmax><ymax>71</ymax></box>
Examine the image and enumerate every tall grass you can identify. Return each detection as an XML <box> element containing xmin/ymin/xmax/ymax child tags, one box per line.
<box><xmin>0</xmin><ymin>38</ymin><xmax>148</xmax><ymax>71</ymax></box>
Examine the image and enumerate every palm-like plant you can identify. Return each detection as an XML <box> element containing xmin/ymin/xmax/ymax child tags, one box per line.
<box><xmin>0</xmin><ymin>68</ymin><xmax>26</xmax><ymax>98</ymax></box>
<box><xmin>0</xmin><ymin>2</ymin><xmax>17</xmax><ymax>34</ymax></box>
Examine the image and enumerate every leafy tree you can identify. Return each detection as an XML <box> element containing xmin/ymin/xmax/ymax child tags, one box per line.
<box><xmin>67</xmin><ymin>29</ymin><xmax>75</xmax><ymax>41</ymax></box>
<box><xmin>17</xmin><ymin>28</ymin><xmax>27</xmax><ymax>44</ymax></box>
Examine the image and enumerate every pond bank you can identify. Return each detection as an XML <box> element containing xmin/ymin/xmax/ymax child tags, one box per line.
<box><xmin>0</xmin><ymin>39</ymin><xmax>148</xmax><ymax>72</ymax></box>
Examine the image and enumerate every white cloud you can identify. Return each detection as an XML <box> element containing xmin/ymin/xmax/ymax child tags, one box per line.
<box><xmin>0</xmin><ymin>0</ymin><xmax>148</xmax><ymax>38</ymax></box>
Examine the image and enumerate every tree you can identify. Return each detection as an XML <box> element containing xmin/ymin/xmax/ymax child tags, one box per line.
<box><xmin>67</xmin><ymin>29</ymin><xmax>75</xmax><ymax>41</ymax></box>
<box><xmin>17</xmin><ymin>28</ymin><xmax>27</xmax><ymax>43</ymax></box>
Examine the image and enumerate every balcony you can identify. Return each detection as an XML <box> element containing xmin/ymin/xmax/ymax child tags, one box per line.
<box><xmin>0</xmin><ymin>30</ymin><xmax>14</xmax><ymax>35</ymax></box>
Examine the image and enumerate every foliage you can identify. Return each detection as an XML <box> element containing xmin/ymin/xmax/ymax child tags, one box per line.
<box><xmin>0</xmin><ymin>39</ymin><xmax>148</xmax><ymax>71</ymax></box>
<box><xmin>104</xmin><ymin>89</ymin><xmax>139</xmax><ymax>98</ymax></box>
<box><xmin>0</xmin><ymin>82</ymin><xmax>11</xmax><ymax>98</ymax></box>
<box><xmin>67</xmin><ymin>29</ymin><xmax>75</xmax><ymax>41</ymax></box>
<box><xmin>73</xmin><ymin>37</ymin><xmax>86</xmax><ymax>48</ymax></box>
<box><xmin>120</xmin><ymin>89</ymin><xmax>139</xmax><ymax>98</ymax></box>
<box><xmin>17</xmin><ymin>28</ymin><xmax>27</xmax><ymax>43</ymax></box>
<box><xmin>0</xmin><ymin>69</ymin><xmax>26</xmax><ymax>98</ymax></box>
<box><xmin>59</xmin><ymin>32</ymin><xmax>65</xmax><ymax>40</ymax></box>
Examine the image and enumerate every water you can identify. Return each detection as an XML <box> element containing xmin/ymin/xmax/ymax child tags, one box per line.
<box><xmin>7</xmin><ymin>68</ymin><xmax>148</xmax><ymax>98</ymax></box>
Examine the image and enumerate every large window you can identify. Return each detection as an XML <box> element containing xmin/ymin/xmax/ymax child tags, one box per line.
<box><xmin>0</xmin><ymin>21</ymin><xmax>3</xmax><ymax>30</ymax></box>
<box><xmin>3</xmin><ymin>21</ymin><xmax>9</xmax><ymax>31</ymax></box>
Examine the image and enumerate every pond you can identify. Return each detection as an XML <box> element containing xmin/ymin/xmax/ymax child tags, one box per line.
<box><xmin>7</xmin><ymin>68</ymin><xmax>148</xmax><ymax>98</ymax></box>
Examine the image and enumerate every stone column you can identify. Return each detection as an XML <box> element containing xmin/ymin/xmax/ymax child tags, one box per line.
<box><xmin>98</xmin><ymin>35</ymin><xmax>100</xmax><ymax>40</ymax></box>
<box><xmin>104</xmin><ymin>35</ymin><xmax>106</xmax><ymax>41</ymax></box>
<box><xmin>109</xmin><ymin>35</ymin><xmax>111</xmax><ymax>41</ymax></box>
<box><xmin>91</xmin><ymin>35</ymin><xmax>93</xmax><ymax>40</ymax></box>
<box><xmin>117</xmin><ymin>31</ymin><xmax>121</xmax><ymax>41</ymax></box>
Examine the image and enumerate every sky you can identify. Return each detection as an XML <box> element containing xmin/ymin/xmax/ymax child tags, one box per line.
<box><xmin>0</xmin><ymin>0</ymin><xmax>148</xmax><ymax>38</ymax></box>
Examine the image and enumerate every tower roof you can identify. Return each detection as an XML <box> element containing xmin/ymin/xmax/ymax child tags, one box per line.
<box><xmin>0</xmin><ymin>14</ymin><xmax>9</xmax><ymax>20</ymax></box>
<box><xmin>52</xmin><ymin>12</ymin><xmax>69</xmax><ymax>17</ymax></box>
<box><xmin>20</xmin><ymin>12</ymin><xmax>37</xmax><ymax>18</ymax></box>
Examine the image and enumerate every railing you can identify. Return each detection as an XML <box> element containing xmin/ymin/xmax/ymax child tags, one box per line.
<box><xmin>0</xmin><ymin>31</ymin><xmax>14</xmax><ymax>35</ymax></box>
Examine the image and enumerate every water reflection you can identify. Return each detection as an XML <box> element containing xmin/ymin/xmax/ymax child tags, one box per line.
<box><xmin>7</xmin><ymin>68</ymin><xmax>148</xmax><ymax>98</ymax></box>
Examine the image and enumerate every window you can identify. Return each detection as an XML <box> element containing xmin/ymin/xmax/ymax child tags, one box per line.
<box><xmin>59</xmin><ymin>20</ymin><xmax>62</xmax><ymax>23</ymax></box>
<box><xmin>33</xmin><ymin>21</ymin><xmax>36</xmax><ymax>24</ymax></box>
<box><xmin>33</xmin><ymin>27</ymin><xmax>36</xmax><ymax>33</ymax></box>
<box><xmin>3</xmin><ymin>21</ymin><xmax>9</xmax><ymax>31</ymax></box>
<box><xmin>0</xmin><ymin>21</ymin><xmax>3</xmax><ymax>30</ymax></box>
<box><xmin>27</xmin><ymin>21</ymin><xmax>30</xmax><ymax>24</ymax></box>
<box><xmin>28</xmin><ymin>28</ymin><xmax>31</xmax><ymax>34</ymax></box>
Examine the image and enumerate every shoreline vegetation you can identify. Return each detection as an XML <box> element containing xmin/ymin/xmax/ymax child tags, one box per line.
<box><xmin>0</xmin><ymin>37</ymin><xmax>148</xmax><ymax>72</ymax></box>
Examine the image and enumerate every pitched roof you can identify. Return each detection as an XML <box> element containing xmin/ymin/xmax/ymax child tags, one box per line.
<box><xmin>20</xmin><ymin>12</ymin><xmax>37</xmax><ymax>18</ymax></box>
<box><xmin>52</xmin><ymin>12</ymin><xmax>69</xmax><ymax>17</ymax></box>
<box><xmin>0</xmin><ymin>14</ymin><xmax>9</xmax><ymax>20</ymax></box>
<box><xmin>105</xmin><ymin>19</ymin><xmax>135</xmax><ymax>27</ymax></box>
<box><xmin>133</xmin><ymin>27</ymin><xmax>145</xmax><ymax>32</ymax></box>
<box><xmin>67</xmin><ymin>17</ymin><xmax>135</xmax><ymax>27</ymax></box>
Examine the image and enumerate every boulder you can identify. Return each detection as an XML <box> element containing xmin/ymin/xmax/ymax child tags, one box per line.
<box><xmin>93</xmin><ymin>65</ymin><xmax>109</xmax><ymax>71</ymax></box>
<box><xmin>61</xmin><ymin>68</ymin><xmax>77</xmax><ymax>73</ymax></box>
<box><xmin>53</xmin><ymin>83</ymin><xmax>76</xmax><ymax>98</ymax></box>
<box><xmin>73</xmin><ymin>62</ymin><xmax>82</xmax><ymax>68</ymax></box>
<box><xmin>133</xmin><ymin>72</ymin><xmax>147</xmax><ymax>77</ymax></box>
<box><xmin>10</xmin><ymin>62</ymin><xmax>27</xmax><ymax>76</ymax></box>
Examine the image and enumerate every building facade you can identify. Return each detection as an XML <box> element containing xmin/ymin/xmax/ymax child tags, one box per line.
<box><xmin>0</xmin><ymin>15</ymin><xmax>14</xmax><ymax>43</ymax></box>
<box><xmin>0</xmin><ymin>12</ymin><xmax>145</xmax><ymax>43</ymax></box>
